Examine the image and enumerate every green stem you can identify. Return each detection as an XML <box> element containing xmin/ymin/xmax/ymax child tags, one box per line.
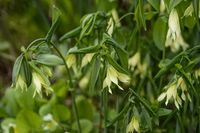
<box><xmin>177</xmin><ymin>113</ymin><xmax>185</xmax><ymax>133</ymax></box>
<box><xmin>50</xmin><ymin>42</ymin><xmax>82</xmax><ymax>133</ymax></box>
<box><xmin>103</xmin><ymin>89</ymin><xmax>108</xmax><ymax>133</ymax></box>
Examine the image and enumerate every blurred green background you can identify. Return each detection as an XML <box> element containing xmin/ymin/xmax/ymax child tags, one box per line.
<box><xmin>0</xmin><ymin>0</ymin><xmax>123</xmax><ymax>89</ymax></box>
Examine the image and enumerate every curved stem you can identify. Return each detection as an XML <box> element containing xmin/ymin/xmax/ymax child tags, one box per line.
<box><xmin>116</xmin><ymin>12</ymin><xmax>135</xmax><ymax>25</ymax></box>
<box><xmin>50</xmin><ymin>42</ymin><xmax>82</xmax><ymax>133</ymax></box>
<box><xmin>26</xmin><ymin>38</ymin><xmax>46</xmax><ymax>51</ymax></box>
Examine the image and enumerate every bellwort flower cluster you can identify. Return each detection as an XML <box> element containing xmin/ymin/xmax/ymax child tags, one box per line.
<box><xmin>158</xmin><ymin>77</ymin><xmax>191</xmax><ymax>109</ymax></box>
<box><xmin>103</xmin><ymin>65</ymin><xmax>130</xmax><ymax>94</ymax></box>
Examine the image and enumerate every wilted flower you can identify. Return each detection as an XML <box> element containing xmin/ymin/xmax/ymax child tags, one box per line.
<box><xmin>15</xmin><ymin>75</ymin><xmax>27</xmax><ymax>91</ymax></box>
<box><xmin>32</xmin><ymin>72</ymin><xmax>53</xmax><ymax>97</ymax></box>
<box><xmin>103</xmin><ymin>65</ymin><xmax>130</xmax><ymax>94</ymax></box>
<box><xmin>126</xmin><ymin>116</ymin><xmax>140</xmax><ymax>133</ymax></box>
<box><xmin>165</xmin><ymin>9</ymin><xmax>188</xmax><ymax>52</ymax></box>
<box><xmin>42</xmin><ymin>114</ymin><xmax>58</xmax><ymax>131</ymax></box>
<box><xmin>158</xmin><ymin>77</ymin><xmax>191</xmax><ymax>109</ymax></box>
<box><xmin>65</xmin><ymin>54</ymin><xmax>76</xmax><ymax>68</ymax></box>
<box><xmin>81</xmin><ymin>53</ymin><xmax>95</xmax><ymax>67</ymax></box>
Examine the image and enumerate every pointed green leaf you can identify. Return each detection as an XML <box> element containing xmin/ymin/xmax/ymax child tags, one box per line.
<box><xmin>59</xmin><ymin>26</ymin><xmax>81</xmax><ymax>41</ymax></box>
<box><xmin>105</xmin><ymin>54</ymin><xmax>129</xmax><ymax>75</ymax></box>
<box><xmin>153</xmin><ymin>18</ymin><xmax>167</xmax><ymax>50</ymax></box>
<box><xmin>147</xmin><ymin>0</ymin><xmax>159</xmax><ymax>10</ymax></box>
<box><xmin>68</xmin><ymin>45</ymin><xmax>101</xmax><ymax>54</ymax></box>
<box><xmin>46</xmin><ymin>6</ymin><xmax>61</xmax><ymax>43</ymax></box>
<box><xmin>12</xmin><ymin>55</ymin><xmax>23</xmax><ymax>86</ymax></box>
<box><xmin>157</xmin><ymin>108</ymin><xmax>172</xmax><ymax>116</ymax></box>
<box><xmin>36</xmin><ymin>54</ymin><xmax>63</xmax><ymax>66</ymax></box>
<box><xmin>193</xmin><ymin>0</ymin><xmax>200</xmax><ymax>28</ymax></box>
<box><xmin>21</xmin><ymin>59</ymin><xmax>32</xmax><ymax>87</ymax></box>
<box><xmin>107</xmin><ymin>102</ymin><xmax>131</xmax><ymax>127</ymax></box>
<box><xmin>169</xmin><ymin>0</ymin><xmax>183</xmax><ymax>11</ymax></box>
<box><xmin>104</xmin><ymin>34</ymin><xmax>128</xmax><ymax>69</ymax></box>
<box><xmin>89</xmin><ymin>55</ymin><xmax>101</xmax><ymax>95</ymax></box>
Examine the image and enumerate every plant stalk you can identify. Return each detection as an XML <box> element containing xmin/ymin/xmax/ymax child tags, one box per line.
<box><xmin>50</xmin><ymin>42</ymin><xmax>82</xmax><ymax>133</ymax></box>
<box><xmin>103</xmin><ymin>89</ymin><xmax>108</xmax><ymax>133</ymax></box>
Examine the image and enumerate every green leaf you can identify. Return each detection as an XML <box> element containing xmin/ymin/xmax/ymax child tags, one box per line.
<box><xmin>16</xmin><ymin>109</ymin><xmax>42</xmax><ymax>133</ymax></box>
<box><xmin>134</xmin><ymin>0</ymin><xmax>146</xmax><ymax>30</ymax></box>
<box><xmin>169</xmin><ymin>0</ymin><xmax>183</xmax><ymax>11</ymax></box>
<box><xmin>39</xmin><ymin>104</ymin><xmax>51</xmax><ymax>116</ymax></box>
<box><xmin>21</xmin><ymin>59</ymin><xmax>32</xmax><ymax>87</ymax></box>
<box><xmin>154</xmin><ymin>52</ymin><xmax>185</xmax><ymax>79</ymax></box>
<box><xmin>153</xmin><ymin>18</ymin><xmax>167</xmax><ymax>50</ymax></box>
<box><xmin>68</xmin><ymin>45</ymin><xmax>101</xmax><ymax>54</ymax></box>
<box><xmin>147</xmin><ymin>0</ymin><xmax>159</xmax><ymax>10</ymax></box>
<box><xmin>15</xmin><ymin>88</ymin><xmax>35</xmax><ymax>110</ymax></box>
<box><xmin>130</xmin><ymin>89</ymin><xmax>156</xmax><ymax>116</ymax></box>
<box><xmin>52</xmin><ymin>104</ymin><xmax>71</xmax><ymax>122</ymax></box>
<box><xmin>175</xmin><ymin>63</ymin><xmax>197</xmax><ymax>95</ymax></box>
<box><xmin>141</xmin><ymin>106</ymin><xmax>152</xmax><ymax>131</ymax></box>
<box><xmin>193</xmin><ymin>0</ymin><xmax>200</xmax><ymax>28</ymax></box>
<box><xmin>103</xmin><ymin>33</ymin><xmax>128</xmax><ymax>69</ymax></box>
<box><xmin>80</xmin><ymin>13</ymin><xmax>98</xmax><ymax>39</ymax></box>
<box><xmin>157</xmin><ymin>108</ymin><xmax>172</xmax><ymax>116</ymax></box>
<box><xmin>105</xmin><ymin>54</ymin><xmax>129</xmax><ymax>75</ymax></box>
<box><xmin>76</xmin><ymin>96</ymin><xmax>95</xmax><ymax>121</ymax></box>
<box><xmin>89</xmin><ymin>55</ymin><xmax>101</xmax><ymax>95</ymax></box>
<box><xmin>72</xmin><ymin>119</ymin><xmax>93</xmax><ymax>133</ymax></box>
<box><xmin>46</xmin><ymin>6</ymin><xmax>61</xmax><ymax>43</ymax></box>
<box><xmin>59</xmin><ymin>26</ymin><xmax>81</xmax><ymax>41</ymax></box>
<box><xmin>12</xmin><ymin>55</ymin><xmax>23</xmax><ymax>86</ymax></box>
<box><xmin>36</xmin><ymin>54</ymin><xmax>63</xmax><ymax>66</ymax></box>
<box><xmin>107</xmin><ymin>102</ymin><xmax>131</xmax><ymax>127</ymax></box>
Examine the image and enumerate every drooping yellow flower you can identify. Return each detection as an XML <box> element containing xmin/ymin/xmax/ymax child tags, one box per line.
<box><xmin>128</xmin><ymin>52</ymin><xmax>140</xmax><ymax>71</ymax></box>
<box><xmin>65</xmin><ymin>54</ymin><xmax>76</xmax><ymax>68</ymax></box>
<box><xmin>128</xmin><ymin>52</ymin><xmax>148</xmax><ymax>78</ymax></box>
<box><xmin>158</xmin><ymin>77</ymin><xmax>191</xmax><ymax>109</ymax></box>
<box><xmin>15</xmin><ymin>75</ymin><xmax>27</xmax><ymax>91</ymax></box>
<box><xmin>81</xmin><ymin>53</ymin><xmax>95</xmax><ymax>67</ymax></box>
<box><xmin>126</xmin><ymin>116</ymin><xmax>140</xmax><ymax>133</ymax></box>
<box><xmin>32</xmin><ymin>72</ymin><xmax>53</xmax><ymax>97</ymax></box>
<box><xmin>165</xmin><ymin>9</ymin><xmax>188</xmax><ymax>52</ymax></box>
<box><xmin>103</xmin><ymin>65</ymin><xmax>130</xmax><ymax>94</ymax></box>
